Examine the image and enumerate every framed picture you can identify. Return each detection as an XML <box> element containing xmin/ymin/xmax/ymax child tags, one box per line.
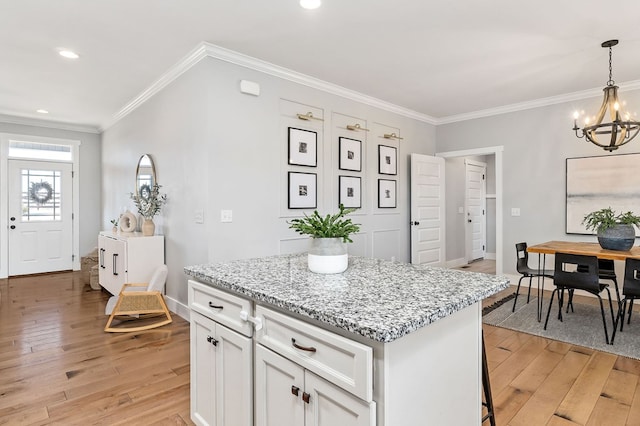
<box><xmin>288</xmin><ymin>172</ymin><xmax>317</xmax><ymax>209</ymax></box>
<box><xmin>566</xmin><ymin>153</ymin><xmax>640</xmax><ymax>235</ymax></box>
<box><xmin>339</xmin><ymin>176</ymin><xmax>361</xmax><ymax>208</ymax></box>
<box><xmin>378</xmin><ymin>145</ymin><xmax>397</xmax><ymax>175</ymax></box>
<box><xmin>288</xmin><ymin>127</ymin><xmax>317</xmax><ymax>167</ymax></box>
<box><xmin>339</xmin><ymin>137</ymin><xmax>362</xmax><ymax>172</ymax></box>
<box><xmin>378</xmin><ymin>179</ymin><xmax>397</xmax><ymax>208</ymax></box>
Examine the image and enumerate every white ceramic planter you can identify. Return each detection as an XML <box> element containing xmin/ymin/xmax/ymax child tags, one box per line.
<box><xmin>308</xmin><ymin>238</ymin><xmax>348</xmax><ymax>274</ymax></box>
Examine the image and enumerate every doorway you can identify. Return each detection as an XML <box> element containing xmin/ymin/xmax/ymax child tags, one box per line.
<box><xmin>436</xmin><ymin>146</ymin><xmax>503</xmax><ymax>275</ymax></box>
<box><xmin>0</xmin><ymin>134</ymin><xmax>81</xmax><ymax>278</ymax></box>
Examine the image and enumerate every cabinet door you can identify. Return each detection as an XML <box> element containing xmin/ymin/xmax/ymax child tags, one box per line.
<box><xmin>255</xmin><ymin>344</ymin><xmax>304</xmax><ymax>426</ymax></box>
<box><xmin>98</xmin><ymin>235</ymin><xmax>126</xmax><ymax>295</ymax></box>
<box><xmin>305</xmin><ymin>371</ymin><xmax>375</xmax><ymax>426</ymax></box>
<box><xmin>191</xmin><ymin>312</ymin><xmax>253</xmax><ymax>426</ymax></box>
<box><xmin>215</xmin><ymin>321</ymin><xmax>252</xmax><ymax>426</ymax></box>
<box><xmin>191</xmin><ymin>313</ymin><xmax>217</xmax><ymax>426</ymax></box>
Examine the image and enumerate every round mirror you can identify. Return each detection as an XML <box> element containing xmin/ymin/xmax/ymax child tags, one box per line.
<box><xmin>136</xmin><ymin>154</ymin><xmax>156</xmax><ymax>201</ymax></box>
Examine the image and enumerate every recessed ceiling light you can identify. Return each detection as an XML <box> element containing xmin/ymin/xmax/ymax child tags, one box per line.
<box><xmin>300</xmin><ymin>0</ymin><xmax>321</xmax><ymax>10</ymax></box>
<box><xmin>59</xmin><ymin>50</ymin><xmax>79</xmax><ymax>59</ymax></box>
<box><xmin>36</xmin><ymin>109</ymin><xmax>49</xmax><ymax>114</ymax></box>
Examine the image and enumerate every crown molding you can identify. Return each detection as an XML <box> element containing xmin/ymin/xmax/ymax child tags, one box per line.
<box><xmin>436</xmin><ymin>79</ymin><xmax>640</xmax><ymax>125</ymax></box>
<box><xmin>105</xmin><ymin>41</ymin><xmax>437</xmax><ymax>131</ymax></box>
<box><xmin>0</xmin><ymin>113</ymin><xmax>100</xmax><ymax>134</ymax></box>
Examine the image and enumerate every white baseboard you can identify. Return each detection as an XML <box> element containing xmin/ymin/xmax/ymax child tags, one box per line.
<box><xmin>166</xmin><ymin>296</ymin><xmax>190</xmax><ymax>322</ymax></box>
<box><xmin>446</xmin><ymin>258</ymin><xmax>467</xmax><ymax>268</ymax></box>
<box><xmin>485</xmin><ymin>252</ymin><xmax>496</xmax><ymax>260</ymax></box>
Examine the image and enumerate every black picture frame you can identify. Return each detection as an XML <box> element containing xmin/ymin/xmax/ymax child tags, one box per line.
<box><xmin>339</xmin><ymin>176</ymin><xmax>361</xmax><ymax>209</ymax></box>
<box><xmin>288</xmin><ymin>127</ymin><xmax>317</xmax><ymax>167</ymax></box>
<box><xmin>339</xmin><ymin>137</ymin><xmax>362</xmax><ymax>172</ymax></box>
<box><xmin>288</xmin><ymin>171</ymin><xmax>317</xmax><ymax>209</ymax></box>
<box><xmin>378</xmin><ymin>179</ymin><xmax>396</xmax><ymax>208</ymax></box>
<box><xmin>378</xmin><ymin>145</ymin><xmax>397</xmax><ymax>175</ymax></box>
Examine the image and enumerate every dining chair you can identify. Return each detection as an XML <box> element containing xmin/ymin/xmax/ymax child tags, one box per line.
<box><xmin>512</xmin><ymin>242</ymin><xmax>554</xmax><ymax>312</ymax></box>
<box><xmin>544</xmin><ymin>253</ymin><xmax>615</xmax><ymax>344</ymax></box>
<box><xmin>611</xmin><ymin>258</ymin><xmax>640</xmax><ymax>344</ymax></box>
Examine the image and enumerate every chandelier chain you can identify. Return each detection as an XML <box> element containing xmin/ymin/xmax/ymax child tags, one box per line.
<box><xmin>608</xmin><ymin>45</ymin><xmax>614</xmax><ymax>86</ymax></box>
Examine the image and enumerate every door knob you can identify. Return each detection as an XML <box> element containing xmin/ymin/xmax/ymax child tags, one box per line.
<box><xmin>468</xmin><ymin>219</ymin><xmax>472</xmax><ymax>223</ymax></box>
<box><xmin>10</xmin><ymin>225</ymin><xmax>15</xmax><ymax>229</ymax></box>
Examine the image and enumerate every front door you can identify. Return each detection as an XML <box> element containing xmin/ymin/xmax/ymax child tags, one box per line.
<box><xmin>8</xmin><ymin>159</ymin><xmax>73</xmax><ymax>275</ymax></box>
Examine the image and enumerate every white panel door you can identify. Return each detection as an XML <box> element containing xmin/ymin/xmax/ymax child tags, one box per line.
<box><xmin>8</xmin><ymin>160</ymin><xmax>73</xmax><ymax>275</ymax></box>
<box><xmin>305</xmin><ymin>371</ymin><xmax>374</xmax><ymax>426</ymax></box>
<box><xmin>410</xmin><ymin>154</ymin><xmax>445</xmax><ymax>266</ymax></box>
<box><xmin>255</xmin><ymin>344</ymin><xmax>305</xmax><ymax>426</ymax></box>
<box><xmin>465</xmin><ymin>160</ymin><xmax>486</xmax><ymax>262</ymax></box>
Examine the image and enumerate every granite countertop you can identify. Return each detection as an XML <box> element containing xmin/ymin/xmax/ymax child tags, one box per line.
<box><xmin>184</xmin><ymin>254</ymin><xmax>510</xmax><ymax>343</ymax></box>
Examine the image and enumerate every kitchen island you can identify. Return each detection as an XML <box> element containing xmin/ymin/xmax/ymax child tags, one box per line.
<box><xmin>185</xmin><ymin>254</ymin><xmax>509</xmax><ymax>426</ymax></box>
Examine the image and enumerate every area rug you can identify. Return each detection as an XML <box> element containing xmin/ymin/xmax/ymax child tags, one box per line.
<box><xmin>483</xmin><ymin>295</ymin><xmax>640</xmax><ymax>360</ymax></box>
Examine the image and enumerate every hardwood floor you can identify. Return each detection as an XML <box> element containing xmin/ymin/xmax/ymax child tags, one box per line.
<box><xmin>4</xmin><ymin>268</ymin><xmax>640</xmax><ymax>425</ymax></box>
<box><xmin>0</xmin><ymin>271</ymin><xmax>193</xmax><ymax>425</ymax></box>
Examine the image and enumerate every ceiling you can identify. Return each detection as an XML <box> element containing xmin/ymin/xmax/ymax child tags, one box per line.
<box><xmin>2</xmin><ymin>0</ymin><xmax>640</xmax><ymax>132</ymax></box>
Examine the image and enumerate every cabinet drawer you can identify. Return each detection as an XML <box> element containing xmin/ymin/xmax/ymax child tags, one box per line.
<box><xmin>188</xmin><ymin>280</ymin><xmax>253</xmax><ymax>337</ymax></box>
<box><xmin>256</xmin><ymin>305</ymin><xmax>372</xmax><ymax>402</ymax></box>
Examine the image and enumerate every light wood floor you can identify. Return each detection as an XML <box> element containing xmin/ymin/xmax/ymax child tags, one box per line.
<box><xmin>4</xmin><ymin>269</ymin><xmax>640</xmax><ymax>425</ymax></box>
<box><xmin>0</xmin><ymin>271</ymin><xmax>194</xmax><ymax>425</ymax></box>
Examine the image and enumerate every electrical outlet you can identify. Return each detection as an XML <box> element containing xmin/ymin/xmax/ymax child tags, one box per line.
<box><xmin>194</xmin><ymin>209</ymin><xmax>204</xmax><ymax>224</ymax></box>
<box><xmin>511</xmin><ymin>208</ymin><xmax>521</xmax><ymax>217</ymax></box>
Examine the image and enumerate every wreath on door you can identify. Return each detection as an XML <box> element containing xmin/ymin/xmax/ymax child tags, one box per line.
<box><xmin>29</xmin><ymin>181</ymin><xmax>54</xmax><ymax>205</ymax></box>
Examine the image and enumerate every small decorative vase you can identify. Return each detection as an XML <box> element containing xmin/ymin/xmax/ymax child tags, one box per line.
<box><xmin>598</xmin><ymin>224</ymin><xmax>635</xmax><ymax>251</ymax></box>
<box><xmin>141</xmin><ymin>218</ymin><xmax>155</xmax><ymax>236</ymax></box>
<box><xmin>112</xmin><ymin>226</ymin><xmax>118</xmax><ymax>233</ymax></box>
<box><xmin>308</xmin><ymin>238</ymin><xmax>348</xmax><ymax>274</ymax></box>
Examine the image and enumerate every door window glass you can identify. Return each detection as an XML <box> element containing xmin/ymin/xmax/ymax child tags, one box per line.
<box><xmin>21</xmin><ymin>169</ymin><xmax>62</xmax><ymax>221</ymax></box>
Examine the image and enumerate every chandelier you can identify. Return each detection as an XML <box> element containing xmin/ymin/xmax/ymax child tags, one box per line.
<box><xmin>572</xmin><ymin>40</ymin><xmax>640</xmax><ymax>151</ymax></box>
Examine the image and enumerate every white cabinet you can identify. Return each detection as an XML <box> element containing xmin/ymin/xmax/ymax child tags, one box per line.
<box><xmin>255</xmin><ymin>344</ymin><xmax>374</xmax><ymax>426</ymax></box>
<box><xmin>188</xmin><ymin>280</ymin><xmax>253</xmax><ymax>426</ymax></box>
<box><xmin>190</xmin><ymin>311</ymin><xmax>253</xmax><ymax>426</ymax></box>
<box><xmin>97</xmin><ymin>232</ymin><xmax>164</xmax><ymax>295</ymax></box>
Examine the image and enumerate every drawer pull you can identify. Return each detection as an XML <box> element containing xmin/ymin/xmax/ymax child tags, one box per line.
<box><xmin>208</xmin><ymin>302</ymin><xmax>224</xmax><ymax>309</ymax></box>
<box><xmin>291</xmin><ymin>338</ymin><xmax>316</xmax><ymax>353</ymax></box>
<box><xmin>302</xmin><ymin>392</ymin><xmax>310</xmax><ymax>404</ymax></box>
<box><xmin>206</xmin><ymin>335</ymin><xmax>218</xmax><ymax>346</ymax></box>
<box><xmin>291</xmin><ymin>385</ymin><xmax>300</xmax><ymax>396</ymax></box>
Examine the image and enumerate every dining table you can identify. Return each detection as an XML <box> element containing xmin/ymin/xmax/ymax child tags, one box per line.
<box><xmin>527</xmin><ymin>240</ymin><xmax>640</xmax><ymax>321</ymax></box>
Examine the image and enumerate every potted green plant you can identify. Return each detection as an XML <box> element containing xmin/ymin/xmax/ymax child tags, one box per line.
<box><xmin>130</xmin><ymin>183</ymin><xmax>167</xmax><ymax>236</ymax></box>
<box><xmin>289</xmin><ymin>204</ymin><xmax>360</xmax><ymax>274</ymax></box>
<box><xmin>110</xmin><ymin>218</ymin><xmax>119</xmax><ymax>233</ymax></box>
<box><xmin>582</xmin><ymin>207</ymin><xmax>640</xmax><ymax>251</ymax></box>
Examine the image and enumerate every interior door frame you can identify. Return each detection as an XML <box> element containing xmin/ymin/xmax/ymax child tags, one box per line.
<box><xmin>0</xmin><ymin>133</ymin><xmax>81</xmax><ymax>278</ymax></box>
<box><xmin>436</xmin><ymin>146</ymin><xmax>503</xmax><ymax>275</ymax></box>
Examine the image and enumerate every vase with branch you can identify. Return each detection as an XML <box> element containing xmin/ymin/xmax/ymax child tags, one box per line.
<box><xmin>130</xmin><ymin>183</ymin><xmax>167</xmax><ymax>236</ymax></box>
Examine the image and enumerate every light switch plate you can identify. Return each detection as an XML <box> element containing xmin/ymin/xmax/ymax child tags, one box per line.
<box><xmin>194</xmin><ymin>209</ymin><xmax>204</xmax><ymax>224</ymax></box>
<box><xmin>221</xmin><ymin>210</ymin><xmax>233</xmax><ymax>223</ymax></box>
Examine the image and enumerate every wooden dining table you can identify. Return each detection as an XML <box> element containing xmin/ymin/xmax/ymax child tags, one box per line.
<box><xmin>527</xmin><ymin>240</ymin><xmax>640</xmax><ymax>321</ymax></box>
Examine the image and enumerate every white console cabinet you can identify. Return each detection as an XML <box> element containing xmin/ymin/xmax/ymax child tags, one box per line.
<box><xmin>97</xmin><ymin>232</ymin><xmax>164</xmax><ymax>296</ymax></box>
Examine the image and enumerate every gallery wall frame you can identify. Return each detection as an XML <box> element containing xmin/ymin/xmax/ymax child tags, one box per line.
<box><xmin>378</xmin><ymin>179</ymin><xmax>397</xmax><ymax>208</ymax></box>
<box><xmin>339</xmin><ymin>137</ymin><xmax>362</xmax><ymax>172</ymax></box>
<box><xmin>288</xmin><ymin>171</ymin><xmax>317</xmax><ymax>209</ymax></box>
<box><xmin>288</xmin><ymin>127</ymin><xmax>317</xmax><ymax>167</ymax></box>
<box><xmin>566</xmin><ymin>152</ymin><xmax>640</xmax><ymax>235</ymax></box>
<box><xmin>339</xmin><ymin>175</ymin><xmax>361</xmax><ymax>208</ymax></box>
<box><xmin>378</xmin><ymin>145</ymin><xmax>397</xmax><ymax>175</ymax></box>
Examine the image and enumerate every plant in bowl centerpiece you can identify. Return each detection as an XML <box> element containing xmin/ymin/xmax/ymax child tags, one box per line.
<box><xmin>130</xmin><ymin>183</ymin><xmax>167</xmax><ymax>236</ymax></box>
<box><xmin>288</xmin><ymin>204</ymin><xmax>360</xmax><ymax>274</ymax></box>
<box><xmin>582</xmin><ymin>207</ymin><xmax>640</xmax><ymax>251</ymax></box>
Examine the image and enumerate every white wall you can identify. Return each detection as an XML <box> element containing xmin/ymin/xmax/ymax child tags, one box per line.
<box><xmin>101</xmin><ymin>56</ymin><xmax>436</xmax><ymax>310</ymax></box>
<box><xmin>436</xmin><ymin>89</ymin><xmax>640</xmax><ymax>274</ymax></box>
<box><xmin>0</xmin><ymin>121</ymin><xmax>102</xmax><ymax>257</ymax></box>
